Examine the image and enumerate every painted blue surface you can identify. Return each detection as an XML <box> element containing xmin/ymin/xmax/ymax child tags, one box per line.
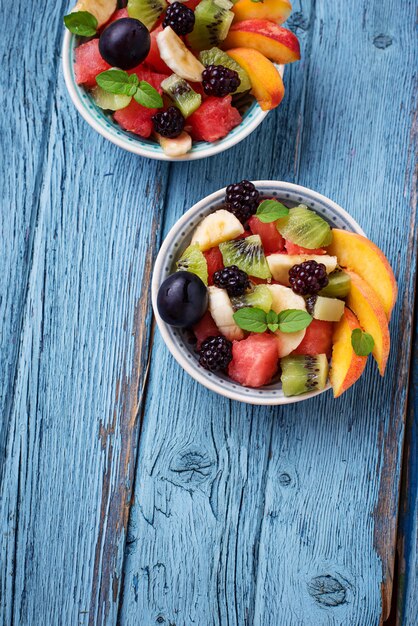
<box><xmin>0</xmin><ymin>1</ymin><xmax>417</xmax><ymax>626</ymax></box>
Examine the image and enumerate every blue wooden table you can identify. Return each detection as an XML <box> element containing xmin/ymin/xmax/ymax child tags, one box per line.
<box><xmin>1</xmin><ymin>1</ymin><xmax>417</xmax><ymax>624</ymax></box>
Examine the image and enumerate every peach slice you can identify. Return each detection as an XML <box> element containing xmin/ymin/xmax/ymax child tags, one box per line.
<box><xmin>345</xmin><ymin>270</ymin><xmax>390</xmax><ymax>376</ymax></box>
<box><xmin>327</xmin><ymin>229</ymin><xmax>397</xmax><ymax>320</ymax></box>
<box><xmin>226</xmin><ymin>48</ymin><xmax>284</xmax><ymax>110</ymax></box>
<box><xmin>232</xmin><ymin>0</ymin><xmax>292</xmax><ymax>24</ymax></box>
<box><xmin>223</xmin><ymin>19</ymin><xmax>301</xmax><ymax>65</ymax></box>
<box><xmin>330</xmin><ymin>308</ymin><xmax>367</xmax><ymax>397</ymax></box>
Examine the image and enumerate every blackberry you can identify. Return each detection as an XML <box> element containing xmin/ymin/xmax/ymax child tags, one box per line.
<box><xmin>213</xmin><ymin>265</ymin><xmax>250</xmax><ymax>297</ymax></box>
<box><xmin>305</xmin><ymin>295</ymin><xmax>317</xmax><ymax>315</ymax></box>
<box><xmin>152</xmin><ymin>106</ymin><xmax>185</xmax><ymax>138</ymax></box>
<box><xmin>199</xmin><ymin>335</ymin><xmax>233</xmax><ymax>372</ymax></box>
<box><xmin>163</xmin><ymin>2</ymin><xmax>195</xmax><ymax>36</ymax></box>
<box><xmin>202</xmin><ymin>65</ymin><xmax>241</xmax><ymax>97</ymax></box>
<box><xmin>225</xmin><ymin>180</ymin><xmax>260</xmax><ymax>224</ymax></box>
<box><xmin>289</xmin><ymin>260</ymin><xmax>329</xmax><ymax>296</ymax></box>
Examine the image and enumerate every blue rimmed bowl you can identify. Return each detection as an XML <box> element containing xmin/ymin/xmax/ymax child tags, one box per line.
<box><xmin>151</xmin><ymin>181</ymin><xmax>366</xmax><ymax>405</ymax></box>
<box><xmin>62</xmin><ymin>30</ymin><xmax>284</xmax><ymax>161</ymax></box>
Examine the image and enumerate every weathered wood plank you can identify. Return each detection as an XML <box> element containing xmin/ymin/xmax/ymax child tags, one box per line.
<box><xmin>0</xmin><ymin>59</ymin><xmax>170</xmax><ymax>626</ymax></box>
<box><xmin>119</xmin><ymin>1</ymin><xmax>417</xmax><ymax>624</ymax></box>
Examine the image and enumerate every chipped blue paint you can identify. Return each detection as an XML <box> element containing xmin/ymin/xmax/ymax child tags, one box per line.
<box><xmin>0</xmin><ymin>0</ymin><xmax>417</xmax><ymax>625</ymax></box>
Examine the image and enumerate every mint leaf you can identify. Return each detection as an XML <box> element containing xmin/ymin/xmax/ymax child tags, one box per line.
<box><xmin>351</xmin><ymin>329</ymin><xmax>374</xmax><ymax>356</ymax></box>
<box><xmin>64</xmin><ymin>11</ymin><xmax>98</xmax><ymax>36</ymax></box>
<box><xmin>134</xmin><ymin>81</ymin><xmax>164</xmax><ymax>108</ymax></box>
<box><xmin>267</xmin><ymin>323</ymin><xmax>279</xmax><ymax>332</ymax></box>
<box><xmin>96</xmin><ymin>70</ymin><xmax>137</xmax><ymax>96</ymax></box>
<box><xmin>256</xmin><ymin>199</ymin><xmax>289</xmax><ymax>223</ymax></box>
<box><xmin>233</xmin><ymin>307</ymin><xmax>267</xmax><ymax>333</ymax></box>
<box><xmin>277</xmin><ymin>309</ymin><xmax>312</xmax><ymax>333</ymax></box>
<box><xmin>266</xmin><ymin>310</ymin><xmax>278</xmax><ymax>324</ymax></box>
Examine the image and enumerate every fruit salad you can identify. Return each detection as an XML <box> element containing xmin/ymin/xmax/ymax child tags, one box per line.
<box><xmin>156</xmin><ymin>181</ymin><xmax>398</xmax><ymax>397</ymax></box>
<box><xmin>64</xmin><ymin>0</ymin><xmax>300</xmax><ymax>156</ymax></box>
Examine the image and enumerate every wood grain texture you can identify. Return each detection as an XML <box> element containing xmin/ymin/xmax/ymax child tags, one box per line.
<box><xmin>119</xmin><ymin>1</ymin><xmax>418</xmax><ymax>625</ymax></box>
<box><xmin>0</xmin><ymin>23</ymin><xmax>170</xmax><ymax>626</ymax></box>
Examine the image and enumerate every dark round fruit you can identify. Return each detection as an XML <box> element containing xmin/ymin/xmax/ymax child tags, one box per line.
<box><xmin>99</xmin><ymin>18</ymin><xmax>150</xmax><ymax>70</ymax></box>
<box><xmin>289</xmin><ymin>260</ymin><xmax>329</xmax><ymax>295</ymax></box>
<box><xmin>163</xmin><ymin>2</ymin><xmax>195</xmax><ymax>36</ymax></box>
<box><xmin>157</xmin><ymin>271</ymin><xmax>208</xmax><ymax>327</ymax></box>
<box><xmin>213</xmin><ymin>265</ymin><xmax>250</xmax><ymax>297</ymax></box>
<box><xmin>202</xmin><ymin>65</ymin><xmax>241</xmax><ymax>97</ymax></box>
<box><xmin>225</xmin><ymin>180</ymin><xmax>260</xmax><ymax>224</ymax></box>
<box><xmin>152</xmin><ymin>106</ymin><xmax>185</xmax><ymax>138</ymax></box>
<box><xmin>199</xmin><ymin>335</ymin><xmax>233</xmax><ymax>372</ymax></box>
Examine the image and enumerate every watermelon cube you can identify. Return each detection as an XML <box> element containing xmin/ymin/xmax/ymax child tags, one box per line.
<box><xmin>188</xmin><ymin>96</ymin><xmax>242</xmax><ymax>142</ymax></box>
<box><xmin>291</xmin><ymin>319</ymin><xmax>333</xmax><ymax>358</ymax></box>
<box><xmin>203</xmin><ymin>247</ymin><xmax>224</xmax><ymax>285</ymax></box>
<box><xmin>127</xmin><ymin>66</ymin><xmax>169</xmax><ymax>93</ymax></box>
<box><xmin>193</xmin><ymin>311</ymin><xmax>220</xmax><ymax>349</ymax></box>
<box><xmin>145</xmin><ymin>25</ymin><xmax>172</xmax><ymax>74</ymax></box>
<box><xmin>113</xmin><ymin>99</ymin><xmax>155</xmax><ymax>138</ymax></box>
<box><xmin>74</xmin><ymin>39</ymin><xmax>111</xmax><ymax>89</ymax></box>
<box><xmin>228</xmin><ymin>333</ymin><xmax>279</xmax><ymax>388</ymax></box>
<box><xmin>249</xmin><ymin>216</ymin><xmax>285</xmax><ymax>254</ymax></box>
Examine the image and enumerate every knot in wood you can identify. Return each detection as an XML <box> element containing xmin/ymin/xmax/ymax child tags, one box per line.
<box><xmin>169</xmin><ymin>449</ymin><xmax>214</xmax><ymax>487</ymax></box>
<box><xmin>373</xmin><ymin>34</ymin><xmax>393</xmax><ymax>49</ymax></box>
<box><xmin>287</xmin><ymin>11</ymin><xmax>309</xmax><ymax>32</ymax></box>
<box><xmin>307</xmin><ymin>575</ymin><xmax>347</xmax><ymax>607</ymax></box>
<box><xmin>278</xmin><ymin>472</ymin><xmax>292</xmax><ymax>486</ymax></box>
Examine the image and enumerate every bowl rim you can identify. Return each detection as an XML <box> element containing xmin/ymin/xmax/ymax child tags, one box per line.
<box><xmin>61</xmin><ymin>29</ymin><xmax>273</xmax><ymax>162</ymax></box>
<box><xmin>151</xmin><ymin>181</ymin><xmax>366</xmax><ymax>405</ymax></box>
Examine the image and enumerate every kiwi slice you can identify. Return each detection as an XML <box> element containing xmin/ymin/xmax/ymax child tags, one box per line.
<box><xmin>277</xmin><ymin>205</ymin><xmax>333</xmax><ymax>249</ymax></box>
<box><xmin>280</xmin><ymin>354</ymin><xmax>329</xmax><ymax>397</ymax></box>
<box><xmin>91</xmin><ymin>87</ymin><xmax>132</xmax><ymax>111</ymax></box>
<box><xmin>187</xmin><ymin>0</ymin><xmax>234</xmax><ymax>52</ymax></box>
<box><xmin>127</xmin><ymin>0</ymin><xmax>167</xmax><ymax>30</ymax></box>
<box><xmin>231</xmin><ymin>284</ymin><xmax>273</xmax><ymax>313</ymax></box>
<box><xmin>199</xmin><ymin>47</ymin><xmax>251</xmax><ymax>93</ymax></box>
<box><xmin>319</xmin><ymin>269</ymin><xmax>351</xmax><ymax>298</ymax></box>
<box><xmin>219</xmin><ymin>235</ymin><xmax>272</xmax><ymax>280</ymax></box>
<box><xmin>177</xmin><ymin>244</ymin><xmax>208</xmax><ymax>285</ymax></box>
<box><xmin>161</xmin><ymin>74</ymin><xmax>202</xmax><ymax>118</ymax></box>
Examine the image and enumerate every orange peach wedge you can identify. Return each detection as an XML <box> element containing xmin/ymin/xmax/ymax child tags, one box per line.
<box><xmin>330</xmin><ymin>308</ymin><xmax>367</xmax><ymax>397</ymax></box>
<box><xmin>345</xmin><ymin>270</ymin><xmax>390</xmax><ymax>376</ymax></box>
<box><xmin>223</xmin><ymin>19</ymin><xmax>301</xmax><ymax>65</ymax></box>
<box><xmin>226</xmin><ymin>48</ymin><xmax>284</xmax><ymax>110</ymax></box>
<box><xmin>232</xmin><ymin>0</ymin><xmax>292</xmax><ymax>25</ymax></box>
<box><xmin>328</xmin><ymin>229</ymin><xmax>397</xmax><ymax>320</ymax></box>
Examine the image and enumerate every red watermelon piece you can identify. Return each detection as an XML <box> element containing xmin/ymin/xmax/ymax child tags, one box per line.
<box><xmin>105</xmin><ymin>8</ymin><xmax>129</xmax><ymax>26</ymax></box>
<box><xmin>249</xmin><ymin>216</ymin><xmax>285</xmax><ymax>254</ymax></box>
<box><xmin>292</xmin><ymin>319</ymin><xmax>333</xmax><ymax>358</ymax></box>
<box><xmin>114</xmin><ymin>99</ymin><xmax>155</xmax><ymax>137</ymax></box>
<box><xmin>74</xmin><ymin>39</ymin><xmax>111</xmax><ymax>89</ymax></box>
<box><xmin>203</xmin><ymin>247</ymin><xmax>224</xmax><ymax>285</ymax></box>
<box><xmin>188</xmin><ymin>96</ymin><xmax>242</xmax><ymax>142</ymax></box>
<box><xmin>127</xmin><ymin>66</ymin><xmax>169</xmax><ymax>92</ymax></box>
<box><xmin>193</xmin><ymin>311</ymin><xmax>220</xmax><ymax>349</ymax></box>
<box><xmin>284</xmin><ymin>240</ymin><xmax>326</xmax><ymax>255</ymax></box>
<box><xmin>145</xmin><ymin>25</ymin><xmax>172</xmax><ymax>74</ymax></box>
<box><xmin>228</xmin><ymin>333</ymin><xmax>279</xmax><ymax>388</ymax></box>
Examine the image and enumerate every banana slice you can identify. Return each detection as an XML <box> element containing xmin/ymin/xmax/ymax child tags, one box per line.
<box><xmin>157</xmin><ymin>26</ymin><xmax>205</xmax><ymax>82</ymax></box>
<box><xmin>208</xmin><ymin>287</ymin><xmax>244</xmax><ymax>342</ymax></box>
<box><xmin>191</xmin><ymin>210</ymin><xmax>244</xmax><ymax>251</ymax></box>
<box><xmin>265</xmin><ymin>284</ymin><xmax>307</xmax><ymax>357</ymax></box>
<box><xmin>156</xmin><ymin>131</ymin><xmax>192</xmax><ymax>157</ymax></box>
<box><xmin>73</xmin><ymin>0</ymin><xmax>117</xmax><ymax>27</ymax></box>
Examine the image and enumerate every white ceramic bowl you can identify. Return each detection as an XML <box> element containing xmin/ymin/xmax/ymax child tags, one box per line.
<box><xmin>152</xmin><ymin>181</ymin><xmax>366</xmax><ymax>405</ymax></box>
<box><xmin>62</xmin><ymin>30</ymin><xmax>283</xmax><ymax>161</ymax></box>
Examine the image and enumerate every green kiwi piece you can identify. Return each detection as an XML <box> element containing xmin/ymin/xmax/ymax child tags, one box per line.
<box><xmin>277</xmin><ymin>205</ymin><xmax>333</xmax><ymax>249</ymax></box>
<box><xmin>319</xmin><ymin>268</ymin><xmax>351</xmax><ymax>298</ymax></box>
<box><xmin>187</xmin><ymin>0</ymin><xmax>234</xmax><ymax>52</ymax></box>
<box><xmin>231</xmin><ymin>284</ymin><xmax>273</xmax><ymax>313</ymax></box>
<box><xmin>177</xmin><ymin>244</ymin><xmax>208</xmax><ymax>285</ymax></box>
<box><xmin>219</xmin><ymin>235</ymin><xmax>272</xmax><ymax>280</ymax></box>
<box><xmin>127</xmin><ymin>0</ymin><xmax>167</xmax><ymax>30</ymax></box>
<box><xmin>280</xmin><ymin>354</ymin><xmax>329</xmax><ymax>397</ymax></box>
<box><xmin>161</xmin><ymin>75</ymin><xmax>202</xmax><ymax>118</ymax></box>
<box><xmin>199</xmin><ymin>47</ymin><xmax>251</xmax><ymax>93</ymax></box>
<box><xmin>91</xmin><ymin>87</ymin><xmax>132</xmax><ymax>111</ymax></box>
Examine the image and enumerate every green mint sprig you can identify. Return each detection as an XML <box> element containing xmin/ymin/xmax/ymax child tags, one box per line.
<box><xmin>96</xmin><ymin>70</ymin><xmax>164</xmax><ymax>108</ymax></box>
<box><xmin>233</xmin><ymin>307</ymin><xmax>312</xmax><ymax>334</ymax></box>
<box><xmin>351</xmin><ymin>329</ymin><xmax>374</xmax><ymax>356</ymax></box>
<box><xmin>64</xmin><ymin>11</ymin><xmax>98</xmax><ymax>37</ymax></box>
<box><xmin>256</xmin><ymin>199</ymin><xmax>289</xmax><ymax>223</ymax></box>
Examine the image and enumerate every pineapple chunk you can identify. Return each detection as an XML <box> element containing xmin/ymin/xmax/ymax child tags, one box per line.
<box><xmin>191</xmin><ymin>210</ymin><xmax>244</xmax><ymax>251</ymax></box>
<box><xmin>267</xmin><ymin>254</ymin><xmax>338</xmax><ymax>285</ymax></box>
<box><xmin>312</xmin><ymin>296</ymin><xmax>345</xmax><ymax>322</ymax></box>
